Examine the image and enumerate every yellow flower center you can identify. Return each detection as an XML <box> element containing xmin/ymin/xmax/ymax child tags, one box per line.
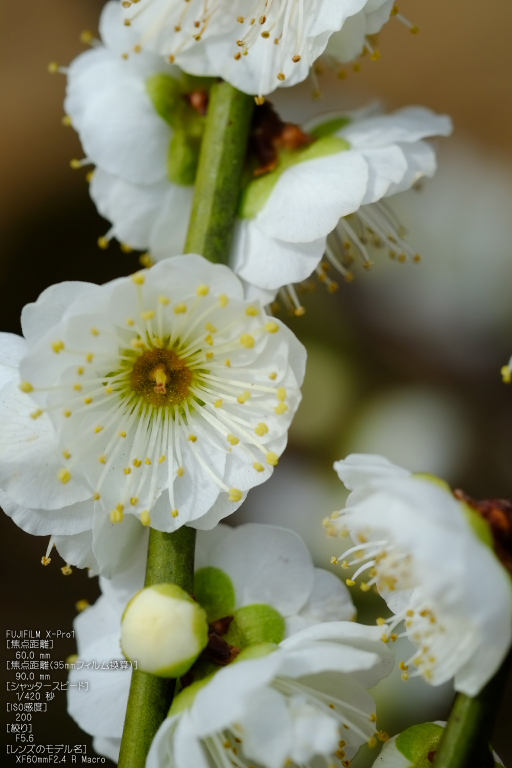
<box><xmin>130</xmin><ymin>348</ymin><xmax>194</xmax><ymax>408</ymax></box>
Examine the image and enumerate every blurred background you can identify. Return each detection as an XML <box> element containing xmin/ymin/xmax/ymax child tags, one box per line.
<box><xmin>1</xmin><ymin>0</ymin><xmax>511</xmax><ymax>765</ymax></box>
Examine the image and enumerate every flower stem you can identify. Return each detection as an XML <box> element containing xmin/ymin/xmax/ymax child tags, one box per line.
<box><xmin>433</xmin><ymin>654</ymin><xmax>512</xmax><ymax>768</ymax></box>
<box><xmin>118</xmin><ymin>82</ymin><xmax>254</xmax><ymax>768</ymax></box>
<box><xmin>184</xmin><ymin>81</ymin><xmax>254</xmax><ymax>263</ymax></box>
<box><xmin>118</xmin><ymin>528</ymin><xmax>196</xmax><ymax>768</ymax></box>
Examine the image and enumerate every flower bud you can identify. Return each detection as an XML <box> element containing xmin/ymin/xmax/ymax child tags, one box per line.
<box><xmin>121</xmin><ymin>584</ymin><xmax>209</xmax><ymax>678</ymax></box>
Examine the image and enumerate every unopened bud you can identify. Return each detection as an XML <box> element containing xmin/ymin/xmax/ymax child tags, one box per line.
<box><xmin>121</xmin><ymin>584</ymin><xmax>208</xmax><ymax>677</ymax></box>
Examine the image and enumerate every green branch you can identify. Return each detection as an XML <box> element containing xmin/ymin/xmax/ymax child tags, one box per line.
<box><xmin>433</xmin><ymin>654</ymin><xmax>511</xmax><ymax>768</ymax></box>
<box><xmin>185</xmin><ymin>81</ymin><xmax>254</xmax><ymax>263</ymax></box>
<box><xmin>118</xmin><ymin>82</ymin><xmax>254</xmax><ymax>768</ymax></box>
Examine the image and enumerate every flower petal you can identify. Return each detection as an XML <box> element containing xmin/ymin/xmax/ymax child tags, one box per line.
<box><xmin>256</xmin><ymin>151</ymin><xmax>369</xmax><ymax>242</ymax></box>
<box><xmin>232</xmin><ymin>220</ymin><xmax>325</xmax><ymax>291</ymax></box>
<box><xmin>204</xmin><ymin>523</ymin><xmax>316</xmax><ymax>616</ymax></box>
<box><xmin>286</xmin><ymin>568</ymin><xmax>355</xmax><ymax>634</ymax></box>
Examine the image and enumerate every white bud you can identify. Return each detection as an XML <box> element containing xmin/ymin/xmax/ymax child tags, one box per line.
<box><xmin>121</xmin><ymin>584</ymin><xmax>209</xmax><ymax>677</ymax></box>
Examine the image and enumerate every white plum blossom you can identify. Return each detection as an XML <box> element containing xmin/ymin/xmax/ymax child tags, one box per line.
<box><xmin>64</xmin><ymin>17</ymin><xmax>451</xmax><ymax>309</ymax></box>
<box><xmin>0</xmin><ymin>256</ymin><xmax>305</xmax><ymax>576</ymax></box>
<box><xmin>372</xmin><ymin>721</ymin><xmax>505</xmax><ymax>768</ymax></box>
<box><xmin>326</xmin><ymin>454</ymin><xmax>512</xmax><ymax>696</ymax></box>
<box><xmin>68</xmin><ymin>522</ymin><xmax>356</xmax><ymax>762</ymax></box>
<box><xmin>147</xmin><ymin>624</ymin><xmax>392</xmax><ymax>768</ymax></box>
<box><xmin>69</xmin><ymin>597</ymin><xmax>391</xmax><ymax>766</ymax></box>
<box><xmin>65</xmin><ymin>1</ymin><xmax>195</xmax><ymax>255</ymax></box>
<box><xmin>119</xmin><ymin>0</ymin><xmax>387</xmax><ymax>98</ymax></box>
<box><xmin>232</xmin><ymin>105</ymin><xmax>452</xmax><ymax>305</ymax></box>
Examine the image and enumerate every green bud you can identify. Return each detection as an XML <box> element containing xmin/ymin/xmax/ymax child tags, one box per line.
<box><xmin>121</xmin><ymin>583</ymin><xmax>209</xmax><ymax>678</ymax></box>
<box><xmin>194</xmin><ymin>566</ymin><xmax>236</xmax><ymax>623</ymax></box>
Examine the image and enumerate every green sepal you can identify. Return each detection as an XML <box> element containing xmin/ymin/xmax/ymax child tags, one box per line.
<box><xmin>310</xmin><ymin>116</ymin><xmax>351</xmax><ymax>139</ymax></box>
<box><xmin>413</xmin><ymin>472</ymin><xmax>451</xmax><ymax>492</ymax></box>
<box><xmin>194</xmin><ymin>566</ymin><xmax>236</xmax><ymax>623</ymax></box>
<box><xmin>168</xmin><ymin>129</ymin><xmax>202</xmax><ymax>186</ymax></box>
<box><xmin>234</xmin><ymin>642</ymin><xmax>277</xmax><ymax>663</ymax></box>
<box><xmin>395</xmin><ymin>722</ymin><xmax>444</xmax><ymax>765</ymax></box>
<box><xmin>169</xmin><ymin>674</ymin><xmax>215</xmax><ymax>716</ymax></box>
<box><xmin>239</xmin><ymin>135</ymin><xmax>349</xmax><ymax>219</ymax></box>
<box><xmin>146</xmin><ymin>74</ymin><xmax>183</xmax><ymax>129</ymax></box>
<box><xmin>460</xmin><ymin>503</ymin><xmax>494</xmax><ymax>550</ymax></box>
<box><xmin>224</xmin><ymin>604</ymin><xmax>286</xmax><ymax>648</ymax></box>
<box><xmin>180</xmin><ymin>73</ymin><xmax>216</xmax><ymax>92</ymax></box>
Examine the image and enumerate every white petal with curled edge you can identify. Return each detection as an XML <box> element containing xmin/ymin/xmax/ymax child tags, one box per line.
<box><xmin>385</xmin><ymin>141</ymin><xmax>438</xmax><ymax>197</ymax></box>
<box><xmin>341</xmin><ymin>108</ymin><xmax>453</xmax><ymax>149</ymax></box>
<box><xmin>232</xmin><ymin>219</ymin><xmax>325</xmax><ymax>291</ymax></box>
<box><xmin>334</xmin><ymin>453</ymin><xmax>411</xmax><ymax>507</ymax></box>
<box><xmin>0</xmin><ymin>490</ymin><xmax>93</xmax><ymax>537</ymax></box>
<box><xmin>360</xmin><ymin>145</ymin><xmax>408</xmax><ymax>205</ymax></box>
